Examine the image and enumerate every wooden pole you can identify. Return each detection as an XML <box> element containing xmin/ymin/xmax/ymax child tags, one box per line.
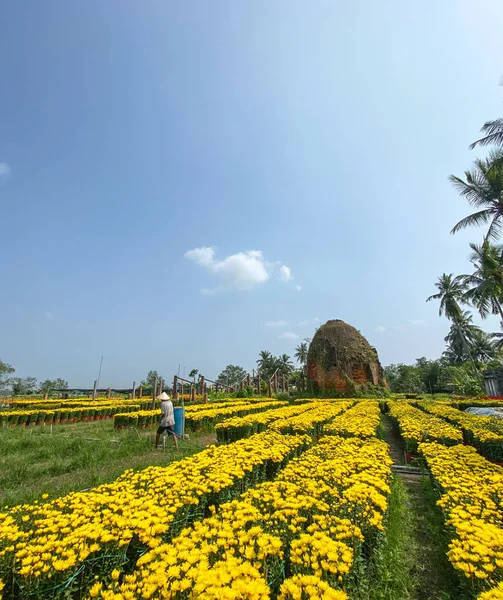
<box><xmin>173</xmin><ymin>375</ymin><xmax>179</xmax><ymax>400</ymax></box>
<box><xmin>107</xmin><ymin>388</ymin><xmax>112</xmax><ymax>400</ymax></box>
<box><xmin>132</xmin><ymin>381</ymin><xmax>136</xmax><ymax>399</ymax></box>
<box><xmin>152</xmin><ymin>377</ymin><xmax>157</xmax><ymax>409</ymax></box>
<box><xmin>258</xmin><ymin>371</ymin><xmax>261</xmax><ymax>395</ymax></box>
<box><xmin>282</xmin><ymin>373</ymin><xmax>285</xmax><ymax>392</ymax></box>
<box><xmin>240</xmin><ymin>380</ymin><xmax>244</xmax><ymax>391</ymax></box>
<box><xmin>190</xmin><ymin>385</ymin><xmax>196</xmax><ymax>401</ymax></box>
<box><xmin>247</xmin><ymin>374</ymin><xmax>251</xmax><ymax>388</ymax></box>
<box><xmin>138</xmin><ymin>386</ymin><xmax>143</xmax><ymax>398</ymax></box>
<box><xmin>200</xmin><ymin>375</ymin><xmax>205</xmax><ymax>397</ymax></box>
<box><xmin>274</xmin><ymin>372</ymin><xmax>278</xmax><ymax>394</ymax></box>
<box><xmin>268</xmin><ymin>379</ymin><xmax>272</xmax><ymax>397</ymax></box>
<box><xmin>92</xmin><ymin>380</ymin><xmax>97</xmax><ymax>402</ymax></box>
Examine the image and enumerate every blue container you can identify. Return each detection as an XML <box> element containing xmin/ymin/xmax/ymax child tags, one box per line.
<box><xmin>174</xmin><ymin>407</ymin><xmax>185</xmax><ymax>437</ymax></box>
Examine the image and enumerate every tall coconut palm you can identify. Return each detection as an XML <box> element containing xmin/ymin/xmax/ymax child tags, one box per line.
<box><xmin>443</xmin><ymin>311</ymin><xmax>483</xmax><ymax>364</ymax></box>
<box><xmin>449</xmin><ymin>150</ymin><xmax>503</xmax><ymax>241</ymax></box>
<box><xmin>460</xmin><ymin>242</ymin><xmax>503</xmax><ymax>322</ymax></box>
<box><xmin>276</xmin><ymin>354</ymin><xmax>294</xmax><ymax>376</ymax></box>
<box><xmin>426</xmin><ymin>274</ymin><xmax>466</xmax><ymax>322</ymax></box>
<box><xmin>470</xmin><ymin>118</ymin><xmax>503</xmax><ymax>149</ymax></box>
<box><xmin>428</xmin><ymin>275</ymin><xmax>482</xmax><ymax>381</ymax></box>
<box><xmin>257</xmin><ymin>350</ymin><xmax>275</xmax><ymax>380</ymax></box>
<box><xmin>294</xmin><ymin>342</ymin><xmax>309</xmax><ymax>365</ymax></box>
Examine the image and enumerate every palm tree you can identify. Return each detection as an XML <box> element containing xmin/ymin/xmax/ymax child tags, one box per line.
<box><xmin>294</xmin><ymin>342</ymin><xmax>309</xmax><ymax>365</ymax></box>
<box><xmin>449</xmin><ymin>151</ymin><xmax>503</xmax><ymax>241</ymax></box>
<box><xmin>428</xmin><ymin>276</ymin><xmax>482</xmax><ymax>382</ymax></box>
<box><xmin>460</xmin><ymin>241</ymin><xmax>503</xmax><ymax>323</ymax></box>
<box><xmin>276</xmin><ymin>354</ymin><xmax>294</xmax><ymax>376</ymax></box>
<box><xmin>257</xmin><ymin>350</ymin><xmax>275</xmax><ymax>380</ymax></box>
<box><xmin>443</xmin><ymin>311</ymin><xmax>483</xmax><ymax>364</ymax></box>
<box><xmin>470</xmin><ymin>118</ymin><xmax>503</xmax><ymax>149</ymax></box>
<box><xmin>426</xmin><ymin>274</ymin><xmax>466</xmax><ymax>322</ymax></box>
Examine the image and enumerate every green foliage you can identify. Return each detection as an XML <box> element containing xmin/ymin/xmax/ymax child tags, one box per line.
<box><xmin>0</xmin><ymin>359</ymin><xmax>15</xmax><ymax>395</ymax></box>
<box><xmin>188</xmin><ymin>369</ymin><xmax>199</xmax><ymax>382</ymax></box>
<box><xmin>140</xmin><ymin>370</ymin><xmax>163</xmax><ymax>389</ymax></box>
<box><xmin>256</xmin><ymin>351</ymin><xmax>295</xmax><ymax>381</ymax></box>
<box><xmin>385</xmin><ymin>358</ymin><xmax>484</xmax><ymax>396</ymax></box>
<box><xmin>38</xmin><ymin>378</ymin><xmax>68</xmax><ymax>394</ymax></box>
<box><xmin>384</xmin><ymin>365</ymin><xmax>425</xmax><ymax>394</ymax></box>
<box><xmin>217</xmin><ymin>364</ymin><xmax>247</xmax><ymax>387</ymax></box>
<box><xmin>11</xmin><ymin>376</ymin><xmax>38</xmax><ymax>396</ymax></box>
<box><xmin>437</xmin><ymin>364</ymin><xmax>483</xmax><ymax>396</ymax></box>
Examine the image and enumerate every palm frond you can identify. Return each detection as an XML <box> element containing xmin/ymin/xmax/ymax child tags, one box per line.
<box><xmin>469</xmin><ymin>118</ymin><xmax>503</xmax><ymax>149</ymax></box>
<box><xmin>484</xmin><ymin>217</ymin><xmax>503</xmax><ymax>243</ymax></box>
<box><xmin>451</xmin><ymin>210</ymin><xmax>492</xmax><ymax>235</ymax></box>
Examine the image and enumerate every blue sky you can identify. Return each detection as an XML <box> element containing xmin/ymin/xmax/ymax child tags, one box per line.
<box><xmin>1</xmin><ymin>1</ymin><xmax>503</xmax><ymax>387</ymax></box>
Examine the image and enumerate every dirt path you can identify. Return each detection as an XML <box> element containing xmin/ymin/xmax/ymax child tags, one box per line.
<box><xmin>380</xmin><ymin>413</ymin><xmax>460</xmax><ymax>600</ymax></box>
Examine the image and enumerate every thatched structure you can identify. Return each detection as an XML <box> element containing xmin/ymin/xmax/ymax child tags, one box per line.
<box><xmin>307</xmin><ymin>319</ymin><xmax>387</xmax><ymax>392</ymax></box>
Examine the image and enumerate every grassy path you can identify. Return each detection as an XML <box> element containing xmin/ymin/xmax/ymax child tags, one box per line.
<box><xmin>375</xmin><ymin>414</ymin><xmax>461</xmax><ymax>600</ymax></box>
<box><xmin>0</xmin><ymin>421</ymin><xmax>216</xmax><ymax>506</ymax></box>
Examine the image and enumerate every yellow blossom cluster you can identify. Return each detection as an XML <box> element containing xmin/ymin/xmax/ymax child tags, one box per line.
<box><xmin>479</xmin><ymin>581</ymin><xmax>503</xmax><ymax>599</ymax></box>
<box><xmin>419</xmin><ymin>402</ymin><xmax>503</xmax><ymax>461</ymax></box>
<box><xmin>270</xmin><ymin>401</ymin><xmax>353</xmax><ymax>436</ymax></box>
<box><xmin>388</xmin><ymin>401</ymin><xmax>463</xmax><ymax>452</ymax></box>
<box><xmin>0</xmin><ymin>431</ymin><xmax>308</xmax><ymax>599</ymax></box>
<box><xmin>324</xmin><ymin>400</ymin><xmax>381</xmax><ymax>438</ymax></box>
<box><xmin>420</xmin><ymin>442</ymin><xmax>503</xmax><ymax>595</ymax></box>
<box><xmin>96</xmin><ymin>436</ymin><xmax>391</xmax><ymax>599</ymax></box>
<box><xmin>215</xmin><ymin>403</ymin><xmax>318</xmax><ymax>443</ymax></box>
<box><xmin>278</xmin><ymin>575</ymin><xmax>348</xmax><ymax>600</ymax></box>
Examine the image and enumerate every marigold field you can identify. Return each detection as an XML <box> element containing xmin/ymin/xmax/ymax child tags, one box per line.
<box><xmin>1</xmin><ymin>395</ymin><xmax>503</xmax><ymax>599</ymax></box>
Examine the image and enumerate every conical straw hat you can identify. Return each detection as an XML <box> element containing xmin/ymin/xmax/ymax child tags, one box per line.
<box><xmin>156</xmin><ymin>392</ymin><xmax>170</xmax><ymax>400</ymax></box>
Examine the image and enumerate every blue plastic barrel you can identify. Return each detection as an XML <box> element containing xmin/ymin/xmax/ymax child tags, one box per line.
<box><xmin>174</xmin><ymin>407</ymin><xmax>185</xmax><ymax>437</ymax></box>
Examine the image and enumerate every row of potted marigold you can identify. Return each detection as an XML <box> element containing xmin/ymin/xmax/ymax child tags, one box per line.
<box><xmin>419</xmin><ymin>401</ymin><xmax>503</xmax><ymax>462</ymax></box>
<box><xmin>387</xmin><ymin>400</ymin><xmax>463</xmax><ymax>454</ymax></box>
<box><xmin>93</xmin><ymin>435</ymin><xmax>392</xmax><ymax>600</ymax></box>
<box><xmin>0</xmin><ymin>402</ymin><xmax>156</xmax><ymax>427</ymax></box>
<box><xmin>113</xmin><ymin>400</ymin><xmax>287</xmax><ymax>430</ymax></box>
<box><xmin>419</xmin><ymin>442</ymin><xmax>503</xmax><ymax>599</ymax></box>
<box><xmin>0</xmin><ymin>430</ymin><xmax>310</xmax><ymax>600</ymax></box>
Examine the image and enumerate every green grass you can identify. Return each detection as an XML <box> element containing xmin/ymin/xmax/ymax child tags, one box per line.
<box><xmin>351</xmin><ymin>474</ymin><xmax>461</xmax><ymax>600</ymax></box>
<box><xmin>0</xmin><ymin>420</ymin><xmax>215</xmax><ymax>506</ymax></box>
<box><xmin>369</xmin><ymin>476</ymin><xmax>417</xmax><ymax>600</ymax></box>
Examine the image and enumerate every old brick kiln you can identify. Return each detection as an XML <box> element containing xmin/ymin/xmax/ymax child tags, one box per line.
<box><xmin>307</xmin><ymin>319</ymin><xmax>387</xmax><ymax>393</ymax></box>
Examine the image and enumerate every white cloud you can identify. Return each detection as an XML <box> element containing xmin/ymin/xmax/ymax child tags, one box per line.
<box><xmin>374</xmin><ymin>326</ymin><xmax>386</xmax><ymax>333</ymax></box>
<box><xmin>185</xmin><ymin>246</ymin><xmax>294</xmax><ymax>293</ymax></box>
<box><xmin>278</xmin><ymin>265</ymin><xmax>292</xmax><ymax>282</ymax></box>
<box><xmin>184</xmin><ymin>246</ymin><xmax>215</xmax><ymax>267</ymax></box>
<box><xmin>295</xmin><ymin>285</ymin><xmax>302</xmax><ymax>291</ymax></box>
<box><xmin>0</xmin><ymin>162</ymin><xmax>11</xmax><ymax>185</ymax></box>
<box><xmin>265</xmin><ymin>320</ymin><xmax>289</xmax><ymax>327</ymax></box>
<box><xmin>278</xmin><ymin>331</ymin><xmax>299</xmax><ymax>340</ymax></box>
<box><xmin>44</xmin><ymin>311</ymin><xmax>55</xmax><ymax>320</ymax></box>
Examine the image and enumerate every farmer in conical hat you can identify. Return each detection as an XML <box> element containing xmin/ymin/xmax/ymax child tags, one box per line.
<box><xmin>155</xmin><ymin>392</ymin><xmax>178</xmax><ymax>449</ymax></box>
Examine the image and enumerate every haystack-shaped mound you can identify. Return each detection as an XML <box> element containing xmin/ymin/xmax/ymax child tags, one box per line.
<box><xmin>307</xmin><ymin>319</ymin><xmax>387</xmax><ymax>392</ymax></box>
